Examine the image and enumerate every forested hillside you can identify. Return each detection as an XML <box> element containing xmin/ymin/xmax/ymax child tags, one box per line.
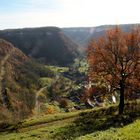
<box><xmin>0</xmin><ymin>27</ymin><xmax>79</xmax><ymax>66</ymax></box>
<box><xmin>63</xmin><ymin>24</ymin><xmax>140</xmax><ymax>53</ymax></box>
<box><xmin>0</xmin><ymin>39</ymin><xmax>60</xmax><ymax>121</ymax></box>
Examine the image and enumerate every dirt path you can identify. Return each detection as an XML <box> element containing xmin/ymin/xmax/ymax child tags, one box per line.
<box><xmin>34</xmin><ymin>86</ymin><xmax>48</xmax><ymax>115</ymax></box>
<box><xmin>18</xmin><ymin>116</ymin><xmax>77</xmax><ymax>132</ymax></box>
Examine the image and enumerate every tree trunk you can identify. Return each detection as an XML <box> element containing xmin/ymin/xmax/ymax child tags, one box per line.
<box><xmin>119</xmin><ymin>79</ymin><xmax>125</xmax><ymax>114</ymax></box>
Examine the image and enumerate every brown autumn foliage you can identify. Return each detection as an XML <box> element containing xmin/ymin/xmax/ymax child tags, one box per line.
<box><xmin>83</xmin><ymin>85</ymin><xmax>107</xmax><ymax>102</ymax></box>
<box><xmin>59</xmin><ymin>99</ymin><xmax>68</xmax><ymax>108</ymax></box>
<box><xmin>87</xmin><ymin>26</ymin><xmax>140</xmax><ymax>114</ymax></box>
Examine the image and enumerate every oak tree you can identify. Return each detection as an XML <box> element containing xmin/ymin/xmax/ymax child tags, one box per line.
<box><xmin>88</xmin><ymin>26</ymin><xmax>140</xmax><ymax>114</ymax></box>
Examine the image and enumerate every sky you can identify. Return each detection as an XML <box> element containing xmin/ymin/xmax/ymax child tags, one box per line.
<box><xmin>0</xmin><ymin>0</ymin><xmax>140</xmax><ymax>29</ymax></box>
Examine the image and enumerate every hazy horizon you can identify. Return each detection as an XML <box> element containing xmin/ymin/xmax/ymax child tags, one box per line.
<box><xmin>0</xmin><ymin>0</ymin><xmax>140</xmax><ymax>29</ymax></box>
<box><xmin>0</xmin><ymin>23</ymin><xmax>140</xmax><ymax>31</ymax></box>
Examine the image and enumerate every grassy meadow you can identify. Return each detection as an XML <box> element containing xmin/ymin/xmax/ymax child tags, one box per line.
<box><xmin>0</xmin><ymin>100</ymin><xmax>140</xmax><ymax>140</ymax></box>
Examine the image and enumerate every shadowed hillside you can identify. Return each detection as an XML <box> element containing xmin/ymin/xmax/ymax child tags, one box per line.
<box><xmin>0</xmin><ymin>27</ymin><xmax>79</xmax><ymax>66</ymax></box>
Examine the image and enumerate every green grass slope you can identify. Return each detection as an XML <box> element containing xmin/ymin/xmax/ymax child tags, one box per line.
<box><xmin>0</xmin><ymin>101</ymin><xmax>140</xmax><ymax>140</ymax></box>
<box><xmin>76</xmin><ymin>119</ymin><xmax>140</xmax><ymax>140</ymax></box>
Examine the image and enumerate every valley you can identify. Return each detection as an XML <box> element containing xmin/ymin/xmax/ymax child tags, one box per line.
<box><xmin>0</xmin><ymin>24</ymin><xmax>139</xmax><ymax>139</ymax></box>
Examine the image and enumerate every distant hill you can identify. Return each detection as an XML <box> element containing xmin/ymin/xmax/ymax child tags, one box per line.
<box><xmin>0</xmin><ymin>24</ymin><xmax>138</xmax><ymax>63</ymax></box>
<box><xmin>62</xmin><ymin>24</ymin><xmax>140</xmax><ymax>53</ymax></box>
<box><xmin>0</xmin><ymin>39</ymin><xmax>55</xmax><ymax>121</ymax></box>
<box><xmin>0</xmin><ymin>27</ymin><xmax>79</xmax><ymax>66</ymax></box>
